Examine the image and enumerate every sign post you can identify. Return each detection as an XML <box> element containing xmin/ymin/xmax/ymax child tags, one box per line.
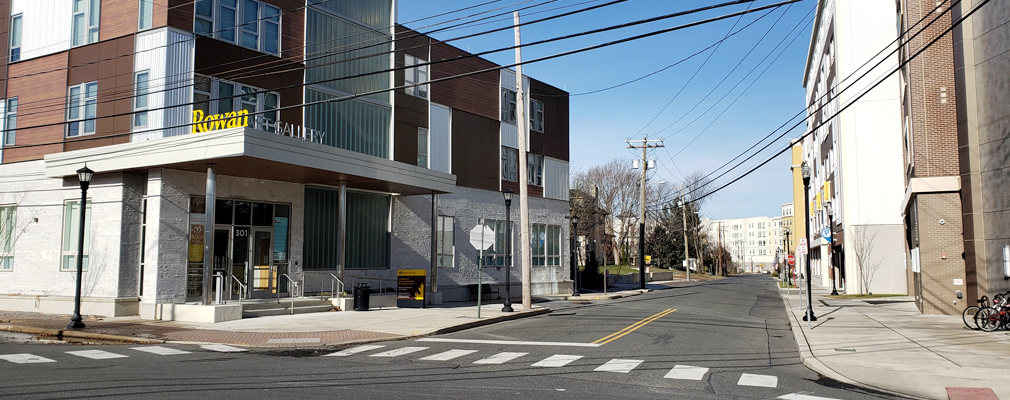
<box><xmin>469</xmin><ymin>221</ymin><xmax>496</xmax><ymax>318</ymax></box>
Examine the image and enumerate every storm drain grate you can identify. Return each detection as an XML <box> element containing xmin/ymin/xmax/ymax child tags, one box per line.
<box><xmin>834</xmin><ymin>348</ymin><xmax>857</xmax><ymax>352</ymax></box>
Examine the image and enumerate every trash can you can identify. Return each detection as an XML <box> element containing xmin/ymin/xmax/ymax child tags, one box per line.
<box><xmin>353</xmin><ymin>283</ymin><xmax>370</xmax><ymax>311</ymax></box>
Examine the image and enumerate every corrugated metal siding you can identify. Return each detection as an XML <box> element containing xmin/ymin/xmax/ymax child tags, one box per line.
<box><xmin>132</xmin><ymin>28</ymin><xmax>193</xmax><ymax>142</ymax></box>
<box><xmin>306</xmin><ymin>8</ymin><xmax>390</xmax><ymax>104</ymax></box>
<box><xmin>345</xmin><ymin>191</ymin><xmax>390</xmax><ymax>269</ymax></box>
<box><xmin>429</xmin><ymin>103</ymin><xmax>451</xmax><ymax>174</ymax></box>
<box><xmin>12</xmin><ymin>0</ymin><xmax>73</xmax><ymax>62</ymax></box>
<box><xmin>303</xmin><ymin>187</ymin><xmax>341</xmax><ymax>270</ymax></box>
<box><xmin>304</xmin><ymin>88</ymin><xmax>390</xmax><ymax>158</ymax></box>
<box><xmin>544</xmin><ymin>157</ymin><xmax>569</xmax><ymax>200</ymax></box>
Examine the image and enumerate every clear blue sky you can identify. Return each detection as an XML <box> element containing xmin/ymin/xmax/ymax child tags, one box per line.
<box><xmin>397</xmin><ymin>0</ymin><xmax>815</xmax><ymax>220</ymax></box>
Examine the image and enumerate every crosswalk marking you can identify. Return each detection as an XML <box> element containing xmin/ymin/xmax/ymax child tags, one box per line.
<box><xmin>738</xmin><ymin>373</ymin><xmax>777</xmax><ymax>388</ymax></box>
<box><xmin>531</xmin><ymin>354</ymin><xmax>582</xmax><ymax>367</ymax></box>
<box><xmin>200</xmin><ymin>344</ymin><xmax>248</xmax><ymax>353</ymax></box>
<box><xmin>0</xmin><ymin>354</ymin><xmax>56</xmax><ymax>364</ymax></box>
<box><xmin>370</xmin><ymin>347</ymin><xmax>429</xmax><ymax>357</ymax></box>
<box><xmin>663</xmin><ymin>365</ymin><xmax>709</xmax><ymax>380</ymax></box>
<box><xmin>594</xmin><ymin>359</ymin><xmax>643</xmax><ymax>373</ymax></box>
<box><xmin>778</xmin><ymin>394</ymin><xmax>841</xmax><ymax>400</ymax></box>
<box><xmin>324</xmin><ymin>344</ymin><xmax>386</xmax><ymax>357</ymax></box>
<box><xmin>473</xmin><ymin>352</ymin><xmax>528</xmax><ymax>364</ymax></box>
<box><xmin>66</xmin><ymin>350</ymin><xmax>129</xmax><ymax>360</ymax></box>
<box><xmin>130</xmin><ymin>346</ymin><xmax>191</xmax><ymax>356</ymax></box>
<box><xmin>420</xmin><ymin>349</ymin><xmax>478</xmax><ymax>361</ymax></box>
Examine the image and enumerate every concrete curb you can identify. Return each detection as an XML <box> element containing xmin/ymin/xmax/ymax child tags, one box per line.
<box><xmin>775</xmin><ymin>289</ymin><xmax>928</xmax><ymax>400</ymax></box>
<box><xmin>431</xmin><ymin>307</ymin><xmax>551</xmax><ymax>335</ymax></box>
<box><xmin>0</xmin><ymin>324</ymin><xmax>166</xmax><ymax>345</ymax></box>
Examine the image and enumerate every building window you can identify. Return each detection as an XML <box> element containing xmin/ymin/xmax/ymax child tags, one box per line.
<box><xmin>139</xmin><ymin>0</ymin><xmax>154</xmax><ymax>30</ymax></box>
<box><xmin>481</xmin><ymin>219</ymin><xmax>511</xmax><ymax>267</ymax></box>
<box><xmin>437</xmin><ymin>216</ymin><xmax>454</xmax><ymax>268</ymax></box>
<box><xmin>501</xmin><ymin>89</ymin><xmax>517</xmax><ymax>123</ymax></box>
<box><xmin>404</xmin><ymin>54</ymin><xmax>428</xmax><ymax>98</ymax></box>
<box><xmin>192</xmin><ymin>74</ymin><xmax>279</xmax><ymax>124</ymax></box>
<box><xmin>72</xmin><ymin>0</ymin><xmax>101</xmax><ymax>47</ymax></box>
<box><xmin>194</xmin><ymin>0</ymin><xmax>281</xmax><ymax>55</ymax></box>
<box><xmin>3</xmin><ymin>98</ymin><xmax>16</xmax><ymax>146</ymax></box>
<box><xmin>133</xmin><ymin>71</ymin><xmax>149</xmax><ymax>129</ymax></box>
<box><xmin>9</xmin><ymin>14</ymin><xmax>22</xmax><ymax>62</ymax></box>
<box><xmin>61</xmin><ymin>199</ymin><xmax>91</xmax><ymax>272</ymax></box>
<box><xmin>531</xmin><ymin>223</ymin><xmax>560</xmax><ymax>266</ymax></box>
<box><xmin>0</xmin><ymin>205</ymin><xmax>14</xmax><ymax>271</ymax></box>
<box><xmin>417</xmin><ymin>127</ymin><xmax>428</xmax><ymax>168</ymax></box>
<box><xmin>530</xmin><ymin>98</ymin><xmax>544</xmax><ymax>132</ymax></box>
<box><xmin>67</xmin><ymin>82</ymin><xmax>98</xmax><ymax>137</ymax></box>
<box><xmin>502</xmin><ymin>146</ymin><xmax>518</xmax><ymax>182</ymax></box>
<box><xmin>527</xmin><ymin>154</ymin><xmax>543</xmax><ymax>186</ymax></box>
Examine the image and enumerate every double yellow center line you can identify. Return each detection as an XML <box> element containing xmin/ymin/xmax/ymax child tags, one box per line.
<box><xmin>592</xmin><ymin>308</ymin><xmax>676</xmax><ymax>345</ymax></box>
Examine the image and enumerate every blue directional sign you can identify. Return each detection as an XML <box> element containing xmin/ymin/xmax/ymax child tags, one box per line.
<box><xmin>821</xmin><ymin>227</ymin><xmax>832</xmax><ymax>243</ymax></box>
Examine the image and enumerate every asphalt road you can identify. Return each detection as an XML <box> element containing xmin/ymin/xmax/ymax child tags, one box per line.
<box><xmin>0</xmin><ymin>275</ymin><xmax>905</xmax><ymax>399</ymax></box>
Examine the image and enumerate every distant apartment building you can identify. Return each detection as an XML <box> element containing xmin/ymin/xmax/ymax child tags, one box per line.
<box><xmin>897</xmin><ymin>0</ymin><xmax>965</xmax><ymax>314</ymax></box>
<box><xmin>952</xmin><ymin>0</ymin><xmax>1010</xmax><ymax>305</ymax></box>
<box><xmin>0</xmin><ymin>0</ymin><xmax>572</xmax><ymax>320</ymax></box>
<box><xmin>702</xmin><ymin>216</ymin><xmax>781</xmax><ymax>273</ymax></box>
<box><xmin>801</xmin><ymin>0</ymin><xmax>906</xmax><ymax>295</ymax></box>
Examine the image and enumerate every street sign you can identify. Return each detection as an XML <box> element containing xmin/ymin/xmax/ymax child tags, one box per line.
<box><xmin>796</xmin><ymin>238</ymin><xmax>807</xmax><ymax>256</ymax></box>
<box><xmin>468</xmin><ymin>224</ymin><xmax>495</xmax><ymax>250</ymax></box>
<box><xmin>821</xmin><ymin>227</ymin><xmax>831</xmax><ymax>242</ymax></box>
<box><xmin>787</xmin><ymin>255</ymin><xmax>795</xmax><ymax>265</ymax></box>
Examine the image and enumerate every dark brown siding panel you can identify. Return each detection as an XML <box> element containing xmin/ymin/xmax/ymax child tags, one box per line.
<box><xmin>101</xmin><ymin>0</ymin><xmax>140</xmax><ymax>40</ymax></box>
<box><xmin>167</xmin><ymin>0</ymin><xmax>193</xmax><ymax>31</ymax></box>
<box><xmin>393</xmin><ymin>90</ymin><xmax>428</xmax><ymax>165</ymax></box>
<box><xmin>5</xmin><ymin>53</ymin><xmax>69</xmax><ymax>161</ymax></box>
<box><xmin>69</xmin><ymin>36</ymin><xmax>135</xmax><ymax>150</ymax></box>
<box><xmin>451</xmin><ymin>110</ymin><xmax>498</xmax><ymax>191</ymax></box>
<box><xmin>430</xmin><ymin>41</ymin><xmax>498</xmax><ymax>121</ymax></box>
<box><xmin>0</xmin><ymin>0</ymin><xmax>10</xmax><ymax>96</ymax></box>
<box><xmin>395</xmin><ymin>25</ymin><xmax>430</xmax><ymax>61</ymax></box>
<box><xmin>530</xmin><ymin>78</ymin><xmax>569</xmax><ymax>161</ymax></box>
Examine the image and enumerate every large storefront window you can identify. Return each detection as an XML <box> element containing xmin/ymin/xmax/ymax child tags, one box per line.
<box><xmin>302</xmin><ymin>187</ymin><xmax>389</xmax><ymax>271</ymax></box>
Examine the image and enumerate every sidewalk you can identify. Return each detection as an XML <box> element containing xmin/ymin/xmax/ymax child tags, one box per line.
<box><xmin>0</xmin><ymin>284</ymin><xmax>675</xmax><ymax>348</ymax></box>
<box><xmin>781</xmin><ymin>281</ymin><xmax>1010</xmax><ymax>399</ymax></box>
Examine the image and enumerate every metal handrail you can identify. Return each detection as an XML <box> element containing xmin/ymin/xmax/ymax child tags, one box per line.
<box><xmin>230</xmin><ymin>275</ymin><xmax>247</xmax><ymax>304</ymax></box>
<box><xmin>346</xmin><ymin>275</ymin><xmax>395</xmax><ymax>294</ymax></box>
<box><xmin>277</xmin><ymin>273</ymin><xmax>297</xmax><ymax>314</ymax></box>
<box><xmin>323</xmin><ymin>273</ymin><xmax>344</xmax><ymax>299</ymax></box>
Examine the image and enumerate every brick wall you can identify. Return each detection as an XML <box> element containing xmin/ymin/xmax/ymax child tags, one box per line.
<box><xmin>914</xmin><ymin>193</ymin><xmax>966</xmax><ymax>314</ymax></box>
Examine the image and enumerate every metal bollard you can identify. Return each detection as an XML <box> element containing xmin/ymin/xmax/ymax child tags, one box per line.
<box><xmin>214</xmin><ymin>272</ymin><xmax>224</xmax><ymax>304</ymax></box>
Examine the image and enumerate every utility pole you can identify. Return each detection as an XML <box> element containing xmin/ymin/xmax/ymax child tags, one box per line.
<box><xmin>717</xmin><ymin>221</ymin><xmax>722</xmax><ymax>277</ymax></box>
<box><xmin>627</xmin><ymin>137</ymin><xmax>664</xmax><ymax>289</ymax></box>
<box><xmin>513</xmin><ymin>12</ymin><xmax>532</xmax><ymax>309</ymax></box>
<box><xmin>680</xmin><ymin>186</ymin><xmax>690</xmax><ymax>282</ymax></box>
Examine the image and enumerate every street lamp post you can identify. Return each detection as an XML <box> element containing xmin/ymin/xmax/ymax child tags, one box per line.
<box><xmin>68</xmin><ymin>165</ymin><xmax>94</xmax><ymax>329</ymax></box>
<box><xmin>827</xmin><ymin>203</ymin><xmax>838</xmax><ymax>296</ymax></box>
<box><xmin>801</xmin><ymin>162</ymin><xmax>817</xmax><ymax>322</ymax></box>
<box><xmin>502</xmin><ymin>189</ymin><xmax>514</xmax><ymax>313</ymax></box>
<box><xmin>571</xmin><ymin>215</ymin><xmax>580</xmax><ymax>297</ymax></box>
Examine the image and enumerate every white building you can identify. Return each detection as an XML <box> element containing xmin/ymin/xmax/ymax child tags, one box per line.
<box><xmin>703</xmin><ymin>216</ymin><xmax>781</xmax><ymax>273</ymax></box>
<box><xmin>801</xmin><ymin>0</ymin><xmax>906</xmax><ymax>294</ymax></box>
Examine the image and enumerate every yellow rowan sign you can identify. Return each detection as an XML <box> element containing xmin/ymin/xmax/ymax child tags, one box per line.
<box><xmin>191</xmin><ymin>109</ymin><xmax>249</xmax><ymax>133</ymax></box>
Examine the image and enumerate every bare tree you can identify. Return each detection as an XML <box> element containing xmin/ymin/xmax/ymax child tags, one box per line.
<box><xmin>0</xmin><ymin>190</ymin><xmax>38</xmax><ymax>269</ymax></box>
<box><xmin>571</xmin><ymin>159</ymin><xmax>640</xmax><ymax>265</ymax></box>
<box><xmin>851</xmin><ymin>225</ymin><xmax>882</xmax><ymax>294</ymax></box>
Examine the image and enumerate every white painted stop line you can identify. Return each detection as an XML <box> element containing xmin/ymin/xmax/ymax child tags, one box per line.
<box><xmin>370</xmin><ymin>347</ymin><xmax>429</xmax><ymax>357</ymax></box>
<box><xmin>0</xmin><ymin>353</ymin><xmax>56</xmax><ymax>364</ymax></box>
<box><xmin>66</xmin><ymin>350</ymin><xmax>129</xmax><ymax>360</ymax></box>
<box><xmin>420</xmin><ymin>349</ymin><xmax>478</xmax><ymax>361</ymax></box>
<box><xmin>130</xmin><ymin>346</ymin><xmax>191</xmax><ymax>355</ymax></box>
<box><xmin>324</xmin><ymin>344</ymin><xmax>385</xmax><ymax>357</ymax></box>
<box><xmin>738</xmin><ymin>373</ymin><xmax>778</xmax><ymax>388</ymax></box>
<box><xmin>200</xmin><ymin>344</ymin><xmax>248</xmax><ymax>353</ymax></box>
<box><xmin>778</xmin><ymin>394</ymin><xmax>841</xmax><ymax>400</ymax></box>
<box><xmin>473</xmin><ymin>352</ymin><xmax>527</xmax><ymax>364</ymax></box>
<box><xmin>532</xmin><ymin>354</ymin><xmax>582</xmax><ymax>367</ymax></box>
<box><xmin>594</xmin><ymin>359</ymin><xmax>643</xmax><ymax>373</ymax></box>
<box><xmin>663</xmin><ymin>365</ymin><xmax>709</xmax><ymax>380</ymax></box>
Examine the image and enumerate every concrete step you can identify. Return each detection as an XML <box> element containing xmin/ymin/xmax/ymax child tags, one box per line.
<box><xmin>240</xmin><ymin>298</ymin><xmax>335</xmax><ymax>318</ymax></box>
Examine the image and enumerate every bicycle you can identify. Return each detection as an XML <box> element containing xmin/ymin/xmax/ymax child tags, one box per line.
<box><xmin>962</xmin><ymin>295</ymin><xmax>989</xmax><ymax>330</ymax></box>
<box><xmin>975</xmin><ymin>293</ymin><xmax>1010</xmax><ymax>332</ymax></box>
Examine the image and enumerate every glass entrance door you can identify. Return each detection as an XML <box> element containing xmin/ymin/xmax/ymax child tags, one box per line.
<box><xmin>249</xmin><ymin>228</ymin><xmax>276</xmax><ymax>298</ymax></box>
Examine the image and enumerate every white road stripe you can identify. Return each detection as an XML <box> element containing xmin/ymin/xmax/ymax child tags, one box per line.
<box><xmin>370</xmin><ymin>347</ymin><xmax>429</xmax><ymax>357</ymax></box>
<box><xmin>778</xmin><ymin>394</ymin><xmax>841</xmax><ymax>400</ymax></box>
<box><xmin>738</xmin><ymin>373</ymin><xmax>778</xmax><ymax>388</ymax></box>
<box><xmin>130</xmin><ymin>346</ymin><xmax>191</xmax><ymax>356</ymax></box>
<box><xmin>417</xmin><ymin>338</ymin><xmax>601</xmax><ymax>347</ymax></box>
<box><xmin>200</xmin><ymin>344</ymin><xmax>248</xmax><ymax>353</ymax></box>
<box><xmin>594</xmin><ymin>359</ymin><xmax>643</xmax><ymax>373</ymax></box>
<box><xmin>663</xmin><ymin>365</ymin><xmax>709</xmax><ymax>380</ymax></box>
<box><xmin>532</xmin><ymin>354</ymin><xmax>582</xmax><ymax>367</ymax></box>
<box><xmin>0</xmin><ymin>354</ymin><xmax>56</xmax><ymax>364</ymax></box>
<box><xmin>324</xmin><ymin>344</ymin><xmax>385</xmax><ymax>357</ymax></box>
<box><xmin>473</xmin><ymin>352</ymin><xmax>528</xmax><ymax>364</ymax></box>
<box><xmin>420</xmin><ymin>349</ymin><xmax>479</xmax><ymax>361</ymax></box>
<box><xmin>66</xmin><ymin>350</ymin><xmax>129</xmax><ymax>360</ymax></box>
